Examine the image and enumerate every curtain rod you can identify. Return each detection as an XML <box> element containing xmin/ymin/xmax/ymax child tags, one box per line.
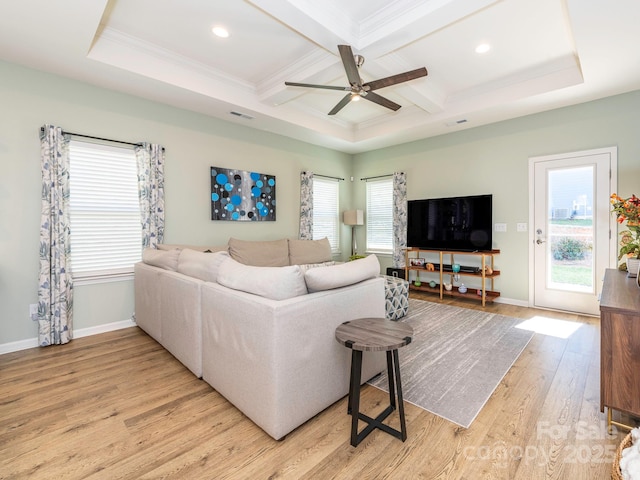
<box><xmin>360</xmin><ymin>173</ymin><xmax>403</xmax><ymax>181</ymax></box>
<box><xmin>40</xmin><ymin>126</ymin><xmax>144</xmax><ymax>148</ymax></box>
<box><xmin>303</xmin><ymin>172</ymin><xmax>344</xmax><ymax>181</ymax></box>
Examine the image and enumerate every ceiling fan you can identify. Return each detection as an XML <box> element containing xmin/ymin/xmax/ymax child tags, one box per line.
<box><xmin>285</xmin><ymin>45</ymin><xmax>428</xmax><ymax>115</ymax></box>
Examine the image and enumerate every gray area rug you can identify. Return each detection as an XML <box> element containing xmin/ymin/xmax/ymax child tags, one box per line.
<box><xmin>368</xmin><ymin>298</ymin><xmax>534</xmax><ymax>428</ymax></box>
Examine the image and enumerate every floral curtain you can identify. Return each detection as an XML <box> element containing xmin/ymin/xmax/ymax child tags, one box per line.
<box><xmin>392</xmin><ymin>172</ymin><xmax>407</xmax><ymax>268</ymax></box>
<box><xmin>299</xmin><ymin>171</ymin><xmax>313</xmax><ymax>239</ymax></box>
<box><xmin>135</xmin><ymin>143</ymin><xmax>165</xmax><ymax>249</ymax></box>
<box><xmin>38</xmin><ymin>125</ymin><xmax>73</xmax><ymax>346</ymax></box>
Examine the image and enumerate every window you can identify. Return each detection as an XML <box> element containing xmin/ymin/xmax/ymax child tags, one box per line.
<box><xmin>313</xmin><ymin>177</ymin><xmax>340</xmax><ymax>251</ymax></box>
<box><xmin>366</xmin><ymin>178</ymin><xmax>393</xmax><ymax>253</ymax></box>
<box><xmin>68</xmin><ymin>140</ymin><xmax>142</xmax><ymax>282</ymax></box>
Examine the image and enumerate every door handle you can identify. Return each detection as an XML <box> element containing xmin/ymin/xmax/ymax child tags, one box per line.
<box><xmin>536</xmin><ymin>238</ymin><xmax>546</xmax><ymax>244</ymax></box>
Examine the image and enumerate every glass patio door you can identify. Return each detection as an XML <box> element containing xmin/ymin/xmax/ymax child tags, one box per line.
<box><xmin>530</xmin><ymin>148</ymin><xmax>616</xmax><ymax>315</ymax></box>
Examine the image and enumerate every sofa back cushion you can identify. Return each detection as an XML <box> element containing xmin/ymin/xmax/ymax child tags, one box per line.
<box><xmin>177</xmin><ymin>248</ymin><xmax>229</xmax><ymax>283</ymax></box>
<box><xmin>142</xmin><ymin>248</ymin><xmax>180</xmax><ymax>271</ymax></box>
<box><xmin>288</xmin><ymin>238</ymin><xmax>332</xmax><ymax>265</ymax></box>
<box><xmin>217</xmin><ymin>257</ymin><xmax>308</xmax><ymax>300</ymax></box>
<box><xmin>228</xmin><ymin>238</ymin><xmax>289</xmax><ymax>267</ymax></box>
<box><xmin>304</xmin><ymin>254</ymin><xmax>380</xmax><ymax>292</ymax></box>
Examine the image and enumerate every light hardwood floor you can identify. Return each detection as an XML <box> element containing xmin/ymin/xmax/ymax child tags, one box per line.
<box><xmin>1</xmin><ymin>294</ymin><xmax>635</xmax><ymax>479</ymax></box>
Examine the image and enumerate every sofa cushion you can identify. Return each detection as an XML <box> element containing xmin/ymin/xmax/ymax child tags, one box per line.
<box><xmin>304</xmin><ymin>254</ymin><xmax>380</xmax><ymax>292</ymax></box>
<box><xmin>142</xmin><ymin>248</ymin><xmax>180</xmax><ymax>271</ymax></box>
<box><xmin>288</xmin><ymin>238</ymin><xmax>332</xmax><ymax>265</ymax></box>
<box><xmin>217</xmin><ymin>257</ymin><xmax>308</xmax><ymax>300</ymax></box>
<box><xmin>228</xmin><ymin>238</ymin><xmax>289</xmax><ymax>267</ymax></box>
<box><xmin>177</xmin><ymin>248</ymin><xmax>229</xmax><ymax>283</ymax></box>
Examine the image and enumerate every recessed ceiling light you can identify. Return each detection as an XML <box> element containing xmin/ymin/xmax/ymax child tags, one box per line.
<box><xmin>475</xmin><ymin>43</ymin><xmax>491</xmax><ymax>54</ymax></box>
<box><xmin>212</xmin><ymin>26</ymin><xmax>230</xmax><ymax>38</ymax></box>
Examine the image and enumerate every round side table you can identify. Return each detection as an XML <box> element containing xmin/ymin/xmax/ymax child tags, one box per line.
<box><xmin>335</xmin><ymin>317</ymin><xmax>413</xmax><ymax>447</ymax></box>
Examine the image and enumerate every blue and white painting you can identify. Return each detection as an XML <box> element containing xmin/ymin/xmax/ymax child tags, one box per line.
<box><xmin>210</xmin><ymin>166</ymin><xmax>276</xmax><ymax>221</ymax></box>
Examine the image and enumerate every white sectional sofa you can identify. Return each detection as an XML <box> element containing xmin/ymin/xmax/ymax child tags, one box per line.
<box><xmin>134</xmin><ymin>238</ymin><xmax>386</xmax><ymax>440</ymax></box>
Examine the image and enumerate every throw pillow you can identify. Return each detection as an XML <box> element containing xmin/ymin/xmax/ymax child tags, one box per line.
<box><xmin>157</xmin><ymin>243</ymin><xmax>227</xmax><ymax>253</ymax></box>
<box><xmin>142</xmin><ymin>248</ymin><xmax>180</xmax><ymax>271</ymax></box>
<box><xmin>177</xmin><ymin>248</ymin><xmax>229</xmax><ymax>283</ymax></box>
<box><xmin>288</xmin><ymin>237</ymin><xmax>332</xmax><ymax>265</ymax></box>
<box><xmin>227</xmin><ymin>237</ymin><xmax>289</xmax><ymax>267</ymax></box>
<box><xmin>304</xmin><ymin>254</ymin><xmax>380</xmax><ymax>292</ymax></box>
<box><xmin>217</xmin><ymin>257</ymin><xmax>308</xmax><ymax>300</ymax></box>
<box><xmin>297</xmin><ymin>261</ymin><xmax>336</xmax><ymax>274</ymax></box>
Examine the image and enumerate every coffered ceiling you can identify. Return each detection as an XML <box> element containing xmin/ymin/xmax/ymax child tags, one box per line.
<box><xmin>0</xmin><ymin>0</ymin><xmax>638</xmax><ymax>153</ymax></box>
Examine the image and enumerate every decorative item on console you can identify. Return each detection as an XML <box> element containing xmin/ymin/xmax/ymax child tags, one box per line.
<box><xmin>610</xmin><ymin>193</ymin><xmax>640</xmax><ymax>277</ymax></box>
<box><xmin>458</xmin><ymin>284</ymin><xmax>467</xmax><ymax>294</ymax></box>
<box><xmin>410</xmin><ymin>258</ymin><xmax>426</xmax><ymax>267</ymax></box>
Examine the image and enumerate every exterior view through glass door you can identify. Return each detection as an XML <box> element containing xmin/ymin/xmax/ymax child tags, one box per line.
<box><xmin>530</xmin><ymin>147</ymin><xmax>617</xmax><ymax>316</ymax></box>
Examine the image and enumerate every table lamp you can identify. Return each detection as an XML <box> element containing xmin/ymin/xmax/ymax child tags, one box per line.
<box><xmin>343</xmin><ymin>209</ymin><xmax>364</xmax><ymax>256</ymax></box>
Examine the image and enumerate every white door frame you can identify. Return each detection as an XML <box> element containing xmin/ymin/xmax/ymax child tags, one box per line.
<box><xmin>527</xmin><ymin>147</ymin><xmax>618</xmax><ymax>313</ymax></box>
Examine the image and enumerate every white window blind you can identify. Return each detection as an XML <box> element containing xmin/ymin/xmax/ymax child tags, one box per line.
<box><xmin>69</xmin><ymin>141</ymin><xmax>142</xmax><ymax>282</ymax></box>
<box><xmin>366</xmin><ymin>178</ymin><xmax>393</xmax><ymax>253</ymax></box>
<box><xmin>313</xmin><ymin>177</ymin><xmax>340</xmax><ymax>251</ymax></box>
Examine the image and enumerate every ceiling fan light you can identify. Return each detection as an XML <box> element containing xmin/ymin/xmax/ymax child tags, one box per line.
<box><xmin>475</xmin><ymin>43</ymin><xmax>491</xmax><ymax>54</ymax></box>
<box><xmin>212</xmin><ymin>26</ymin><xmax>230</xmax><ymax>38</ymax></box>
<box><xmin>351</xmin><ymin>94</ymin><xmax>361</xmax><ymax>102</ymax></box>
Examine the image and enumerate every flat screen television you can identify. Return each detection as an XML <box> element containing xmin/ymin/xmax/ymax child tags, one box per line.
<box><xmin>407</xmin><ymin>194</ymin><xmax>493</xmax><ymax>251</ymax></box>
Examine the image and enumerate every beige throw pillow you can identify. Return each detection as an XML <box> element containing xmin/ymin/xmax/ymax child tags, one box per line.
<box><xmin>142</xmin><ymin>248</ymin><xmax>180</xmax><ymax>271</ymax></box>
<box><xmin>217</xmin><ymin>257</ymin><xmax>308</xmax><ymax>300</ymax></box>
<box><xmin>177</xmin><ymin>249</ymin><xmax>229</xmax><ymax>283</ymax></box>
<box><xmin>157</xmin><ymin>243</ymin><xmax>227</xmax><ymax>253</ymax></box>
<box><xmin>288</xmin><ymin>237</ymin><xmax>332</xmax><ymax>265</ymax></box>
<box><xmin>227</xmin><ymin>237</ymin><xmax>289</xmax><ymax>267</ymax></box>
<box><xmin>304</xmin><ymin>254</ymin><xmax>380</xmax><ymax>292</ymax></box>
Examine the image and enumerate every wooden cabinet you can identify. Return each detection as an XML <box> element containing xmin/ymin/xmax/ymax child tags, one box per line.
<box><xmin>404</xmin><ymin>248</ymin><xmax>500</xmax><ymax>307</ymax></box>
<box><xmin>600</xmin><ymin>268</ymin><xmax>640</xmax><ymax>430</ymax></box>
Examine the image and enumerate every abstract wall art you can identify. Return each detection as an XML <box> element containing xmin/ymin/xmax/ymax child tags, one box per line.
<box><xmin>210</xmin><ymin>166</ymin><xmax>276</xmax><ymax>221</ymax></box>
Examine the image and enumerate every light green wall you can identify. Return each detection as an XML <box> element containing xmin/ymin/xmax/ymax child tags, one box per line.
<box><xmin>353</xmin><ymin>91</ymin><xmax>640</xmax><ymax>302</ymax></box>
<box><xmin>0</xmin><ymin>61</ymin><xmax>353</xmax><ymax>345</ymax></box>
<box><xmin>2</xmin><ymin>56</ymin><xmax>639</xmax><ymax>346</ymax></box>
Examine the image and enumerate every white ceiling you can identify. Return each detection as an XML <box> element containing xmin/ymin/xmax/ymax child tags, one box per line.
<box><xmin>1</xmin><ymin>0</ymin><xmax>639</xmax><ymax>154</ymax></box>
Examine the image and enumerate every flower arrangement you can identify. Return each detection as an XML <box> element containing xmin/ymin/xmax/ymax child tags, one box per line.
<box><xmin>610</xmin><ymin>193</ymin><xmax>640</xmax><ymax>260</ymax></box>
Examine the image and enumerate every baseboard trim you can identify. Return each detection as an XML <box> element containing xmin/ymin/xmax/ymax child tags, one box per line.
<box><xmin>493</xmin><ymin>296</ymin><xmax>529</xmax><ymax>308</ymax></box>
<box><xmin>0</xmin><ymin>337</ymin><xmax>38</xmax><ymax>355</ymax></box>
<box><xmin>0</xmin><ymin>319</ymin><xmax>136</xmax><ymax>355</ymax></box>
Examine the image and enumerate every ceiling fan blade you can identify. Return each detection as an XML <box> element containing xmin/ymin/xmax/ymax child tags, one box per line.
<box><xmin>363</xmin><ymin>67</ymin><xmax>428</xmax><ymax>91</ymax></box>
<box><xmin>338</xmin><ymin>45</ymin><xmax>361</xmax><ymax>86</ymax></box>
<box><xmin>328</xmin><ymin>94</ymin><xmax>353</xmax><ymax>116</ymax></box>
<box><xmin>285</xmin><ymin>81</ymin><xmax>351</xmax><ymax>91</ymax></box>
<box><xmin>362</xmin><ymin>91</ymin><xmax>401</xmax><ymax>111</ymax></box>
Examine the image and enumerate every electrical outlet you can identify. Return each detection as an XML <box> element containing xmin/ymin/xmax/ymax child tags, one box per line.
<box><xmin>29</xmin><ymin>303</ymin><xmax>38</xmax><ymax>321</ymax></box>
<box><xmin>517</xmin><ymin>222</ymin><xmax>528</xmax><ymax>232</ymax></box>
<box><xmin>494</xmin><ymin>223</ymin><xmax>507</xmax><ymax>232</ymax></box>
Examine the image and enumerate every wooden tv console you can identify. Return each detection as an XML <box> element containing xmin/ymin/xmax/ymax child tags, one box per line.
<box><xmin>404</xmin><ymin>248</ymin><xmax>500</xmax><ymax>307</ymax></box>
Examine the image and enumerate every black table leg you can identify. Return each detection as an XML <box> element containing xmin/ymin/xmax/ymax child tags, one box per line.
<box><xmin>386</xmin><ymin>350</ymin><xmax>396</xmax><ymax>410</ymax></box>
<box><xmin>349</xmin><ymin>349</ymin><xmax>363</xmax><ymax>447</ymax></box>
<box><xmin>348</xmin><ymin>348</ymin><xmax>407</xmax><ymax>447</ymax></box>
<box><xmin>393</xmin><ymin>349</ymin><xmax>407</xmax><ymax>441</ymax></box>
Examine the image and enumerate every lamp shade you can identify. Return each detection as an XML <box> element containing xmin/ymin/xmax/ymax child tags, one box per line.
<box><xmin>343</xmin><ymin>209</ymin><xmax>364</xmax><ymax>226</ymax></box>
